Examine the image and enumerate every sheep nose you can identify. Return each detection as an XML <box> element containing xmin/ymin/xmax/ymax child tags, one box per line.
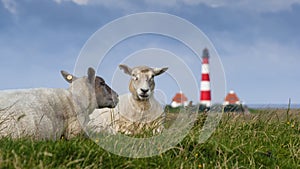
<box><xmin>141</xmin><ymin>88</ymin><xmax>149</xmax><ymax>93</ymax></box>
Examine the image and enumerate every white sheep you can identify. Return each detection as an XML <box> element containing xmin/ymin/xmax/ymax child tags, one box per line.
<box><xmin>0</xmin><ymin>67</ymin><xmax>118</xmax><ymax>140</ymax></box>
<box><xmin>88</xmin><ymin>64</ymin><xmax>168</xmax><ymax>135</ymax></box>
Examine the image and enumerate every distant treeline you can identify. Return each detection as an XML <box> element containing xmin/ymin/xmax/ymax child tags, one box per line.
<box><xmin>165</xmin><ymin>104</ymin><xmax>248</xmax><ymax>113</ymax></box>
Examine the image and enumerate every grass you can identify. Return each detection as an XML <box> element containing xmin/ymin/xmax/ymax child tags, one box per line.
<box><xmin>0</xmin><ymin>109</ymin><xmax>299</xmax><ymax>168</ymax></box>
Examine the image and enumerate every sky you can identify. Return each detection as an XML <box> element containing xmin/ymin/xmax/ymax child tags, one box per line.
<box><xmin>0</xmin><ymin>0</ymin><xmax>300</xmax><ymax>105</ymax></box>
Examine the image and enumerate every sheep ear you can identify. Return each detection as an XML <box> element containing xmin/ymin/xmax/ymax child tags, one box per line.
<box><xmin>61</xmin><ymin>70</ymin><xmax>78</xmax><ymax>83</ymax></box>
<box><xmin>87</xmin><ymin>67</ymin><xmax>96</xmax><ymax>84</ymax></box>
<box><xmin>119</xmin><ymin>64</ymin><xmax>132</xmax><ymax>76</ymax></box>
<box><xmin>153</xmin><ymin>67</ymin><xmax>168</xmax><ymax>76</ymax></box>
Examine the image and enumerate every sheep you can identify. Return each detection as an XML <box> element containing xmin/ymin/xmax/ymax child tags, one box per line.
<box><xmin>0</xmin><ymin>67</ymin><xmax>118</xmax><ymax>140</ymax></box>
<box><xmin>88</xmin><ymin>64</ymin><xmax>168</xmax><ymax>135</ymax></box>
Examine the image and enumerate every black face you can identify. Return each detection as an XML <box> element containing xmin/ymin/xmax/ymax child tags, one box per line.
<box><xmin>61</xmin><ymin>70</ymin><xmax>119</xmax><ymax>108</ymax></box>
<box><xmin>95</xmin><ymin>76</ymin><xmax>119</xmax><ymax>108</ymax></box>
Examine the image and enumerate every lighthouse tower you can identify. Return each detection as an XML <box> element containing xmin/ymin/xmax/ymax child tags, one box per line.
<box><xmin>200</xmin><ymin>48</ymin><xmax>211</xmax><ymax>107</ymax></box>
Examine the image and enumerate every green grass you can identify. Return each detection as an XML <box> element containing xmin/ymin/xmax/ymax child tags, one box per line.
<box><xmin>0</xmin><ymin>109</ymin><xmax>299</xmax><ymax>168</ymax></box>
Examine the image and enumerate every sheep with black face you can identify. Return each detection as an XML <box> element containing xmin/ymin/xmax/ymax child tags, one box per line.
<box><xmin>0</xmin><ymin>68</ymin><xmax>118</xmax><ymax>140</ymax></box>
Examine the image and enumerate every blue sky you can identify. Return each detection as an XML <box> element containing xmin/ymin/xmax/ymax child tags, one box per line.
<box><xmin>0</xmin><ymin>0</ymin><xmax>300</xmax><ymax>105</ymax></box>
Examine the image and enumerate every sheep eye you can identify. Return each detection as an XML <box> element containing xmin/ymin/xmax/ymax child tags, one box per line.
<box><xmin>149</xmin><ymin>75</ymin><xmax>154</xmax><ymax>81</ymax></box>
<box><xmin>99</xmin><ymin>80</ymin><xmax>105</xmax><ymax>85</ymax></box>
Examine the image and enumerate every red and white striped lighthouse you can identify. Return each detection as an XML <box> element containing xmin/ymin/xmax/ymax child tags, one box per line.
<box><xmin>200</xmin><ymin>48</ymin><xmax>211</xmax><ymax>107</ymax></box>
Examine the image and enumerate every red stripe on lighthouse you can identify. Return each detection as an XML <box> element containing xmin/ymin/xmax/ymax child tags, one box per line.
<box><xmin>201</xmin><ymin>91</ymin><xmax>211</xmax><ymax>100</ymax></box>
<box><xmin>201</xmin><ymin>74</ymin><xmax>210</xmax><ymax>81</ymax></box>
<box><xmin>202</xmin><ymin>58</ymin><xmax>209</xmax><ymax>64</ymax></box>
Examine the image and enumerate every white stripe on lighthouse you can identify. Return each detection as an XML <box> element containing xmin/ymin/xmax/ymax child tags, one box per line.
<box><xmin>200</xmin><ymin>100</ymin><xmax>211</xmax><ymax>107</ymax></box>
<box><xmin>201</xmin><ymin>64</ymin><xmax>210</xmax><ymax>73</ymax></box>
<box><xmin>200</xmin><ymin>81</ymin><xmax>211</xmax><ymax>91</ymax></box>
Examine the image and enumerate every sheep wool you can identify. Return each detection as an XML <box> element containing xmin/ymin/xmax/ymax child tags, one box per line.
<box><xmin>89</xmin><ymin>93</ymin><xmax>165</xmax><ymax>135</ymax></box>
<box><xmin>0</xmin><ymin>68</ymin><xmax>97</xmax><ymax>140</ymax></box>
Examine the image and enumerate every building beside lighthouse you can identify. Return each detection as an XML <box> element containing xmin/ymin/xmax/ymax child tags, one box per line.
<box><xmin>223</xmin><ymin>90</ymin><xmax>248</xmax><ymax>113</ymax></box>
<box><xmin>171</xmin><ymin>92</ymin><xmax>189</xmax><ymax>108</ymax></box>
<box><xmin>200</xmin><ymin>48</ymin><xmax>211</xmax><ymax>107</ymax></box>
<box><xmin>224</xmin><ymin>90</ymin><xmax>240</xmax><ymax>105</ymax></box>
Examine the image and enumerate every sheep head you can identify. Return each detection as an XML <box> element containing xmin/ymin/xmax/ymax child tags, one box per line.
<box><xmin>61</xmin><ymin>69</ymin><xmax>119</xmax><ymax>108</ymax></box>
<box><xmin>119</xmin><ymin>64</ymin><xmax>168</xmax><ymax>101</ymax></box>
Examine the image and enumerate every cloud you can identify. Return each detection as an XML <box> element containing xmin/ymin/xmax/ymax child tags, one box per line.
<box><xmin>182</xmin><ymin>0</ymin><xmax>225</xmax><ymax>7</ymax></box>
<box><xmin>230</xmin><ymin>0</ymin><xmax>300</xmax><ymax>13</ymax></box>
<box><xmin>54</xmin><ymin>0</ymin><xmax>88</xmax><ymax>5</ymax></box>
<box><xmin>144</xmin><ymin>0</ymin><xmax>178</xmax><ymax>7</ymax></box>
<box><xmin>1</xmin><ymin>0</ymin><xmax>17</xmax><ymax>14</ymax></box>
<box><xmin>52</xmin><ymin>0</ymin><xmax>300</xmax><ymax>13</ymax></box>
<box><xmin>72</xmin><ymin>0</ymin><xmax>89</xmax><ymax>5</ymax></box>
<box><xmin>181</xmin><ymin>0</ymin><xmax>300</xmax><ymax>12</ymax></box>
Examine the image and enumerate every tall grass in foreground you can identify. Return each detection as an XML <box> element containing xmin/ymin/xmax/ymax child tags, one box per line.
<box><xmin>0</xmin><ymin>109</ymin><xmax>299</xmax><ymax>168</ymax></box>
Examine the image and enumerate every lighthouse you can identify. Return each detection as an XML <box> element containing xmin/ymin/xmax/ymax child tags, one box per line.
<box><xmin>200</xmin><ymin>48</ymin><xmax>211</xmax><ymax>107</ymax></box>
